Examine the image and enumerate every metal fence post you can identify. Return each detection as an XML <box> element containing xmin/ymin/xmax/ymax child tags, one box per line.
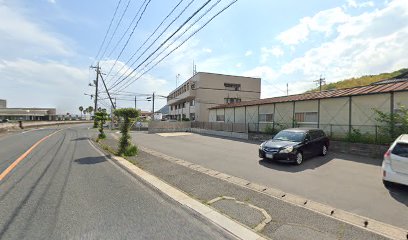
<box><xmin>375</xmin><ymin>125</ymin><xmax>378</xmax><ymax>144</ymax></box>
<box><xmin>330</xmin><ymin>124</ymin><xmax>333</xmax><ymax>138</ymax></box>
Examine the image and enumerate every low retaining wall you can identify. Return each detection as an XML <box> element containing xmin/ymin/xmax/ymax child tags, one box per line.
<box><xmin>148</xmin><ymin>121</ymin><xmax>191</xmax><ymax>133</ymax></box>
<box><xmin>190</xmin><ymin>128</ymin><xmax>249</xmax><ymax>140</ymax></box>
<box><xmin>0</xmin><ymin>121</ymin><xmax>91</xmax><ymax>133</ymax></box>
<box><xmin>330</xmin><ymin>140</ymin><xmax>388</xmax><ymax>159</ymax></box>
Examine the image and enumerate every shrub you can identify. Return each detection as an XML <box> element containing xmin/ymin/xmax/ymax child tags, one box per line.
<box><xmin>264</xmin><ymin>123</ymin><xmax>278</xmax><ymax>135</ymax></box>
<box><xmin>123</xmin><ymin>145</ymin><xmax>138</xmax><ymax>156</ymax></box>
<box><xmin>114</xmin><ymin>108</ymin><xmax>140</xmax><ymax>155</ymax></box>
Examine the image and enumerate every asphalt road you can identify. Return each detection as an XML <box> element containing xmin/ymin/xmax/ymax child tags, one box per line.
<box><xmin>0</xmin><ymin>125</ymin><xmax>235</xmax><ymax>240</ymax></box>
<box><xmin>131</xmin><ymin>131</ymin><xmax>408</xmax><ymax>230</ymax></box>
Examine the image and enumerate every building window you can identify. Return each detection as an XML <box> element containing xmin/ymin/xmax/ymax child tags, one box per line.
<box><xmin>295</xmin><ymin>112</ymin><xmax>318</xmax><ymax>123</ymax></box>
<box><xmin>170</xmin><ymin>105</ymin><xmax>173</xmax><ymax>111</ymax></box>
<box><xmin>191</xmin><ymin>83</ymin><xmax>196</xmax><ymax>89</ymax></box>
<box><xmin>190</xmin><ymin>113</ymin><xmax>195</xmax><ymax>121</ymax></box>
<box><xmin>190</xmin><ymin>99</ymin><xmax>195</xmax><ymax>106</ymax></box>
<box><xmin>224</xmin><ymin>83</ymin><xmax>241</xmax><ymax>91</ymax></box>
<box><xmin>182</xmin><ymin>102</ymin><xmax>185</xmax><ymax>108</ymax></box>
<box><xmin>224</xmin><ymin>98</ymin><xmax>241</xmax><ymax>104</ymax></box>
<box><xmin>259</xmin><ymin>113</ymin><xmax>273</xmax><ymax>122</ymax></box>
<box><xmin>216</xmin><ymin>114</ymin><xmax>225</xmax><ymax>122</ymax></box>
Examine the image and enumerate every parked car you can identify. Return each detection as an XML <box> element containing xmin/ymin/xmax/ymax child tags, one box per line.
<box><xmin>259</xmin><ymin>128</ymin><xmax>330</xmax><ymax>165</ymax></box>
<box><xmin>382</xmin><ymin>134</ymin><xmax>408</xmax><ymax>186</ymax></box>
<box><xmin>1</xmin><ymin>119</ymin><xmax>9</xmax><ymax>123</ymax></box>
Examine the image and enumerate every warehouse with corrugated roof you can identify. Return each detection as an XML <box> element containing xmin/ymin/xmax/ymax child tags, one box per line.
<box><xmin>207</xmin><ymin>75</ymin><xmax>408</xmax><ymax>139</ymax></box>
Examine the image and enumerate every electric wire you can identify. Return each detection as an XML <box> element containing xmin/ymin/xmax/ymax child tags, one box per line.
<box><xmin>105</xmin><ymin>0</ymin><xmax>186</xmax><ymax>85</ymax></box>
<box><xmin>94</xmin><ymin>0</ymin><xmax>123</xmax><ymax>61</ymax></box>
<box><xmin>114</xmin><ymin>0</ymin><xmax>238</xmax><ymax>92</ymax></box>
<box><xmin>108</xmin><ymin>0</ymin><xmax>212</xmax><ymax>91</ymax></box>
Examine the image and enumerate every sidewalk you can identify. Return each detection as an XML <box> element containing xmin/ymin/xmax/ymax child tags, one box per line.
<box><xmin>97</xmin><ymin>132</ymin><xmax>397</xmax><ymax>240</ymax></box>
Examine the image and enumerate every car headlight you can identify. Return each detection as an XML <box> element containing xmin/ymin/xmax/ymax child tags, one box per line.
<box><xmin>280</xmin><ymin>146</ymin><xmax>294</xmax><ymax>153</ymax></box>
<box><xmin>259</xmin><ymin>142</ymin><xmax>265</xmax><ymax>150</ymax></box>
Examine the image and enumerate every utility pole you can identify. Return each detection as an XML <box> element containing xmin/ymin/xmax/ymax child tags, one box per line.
<box><xmin>286</xmin><ymin>83</ymin><xmax>289</xmax><ymax>96</ymax></box>
<box><xmin>314</xmin><ymin>75</ymin><xmax>326</xmax><ymax>92</ymax></box>
<box><xmin>134</xmin><ymin>96</ymin><xmax>137</xmax><ymax>109</ymax></box>
<box><xmin>90</xmin><ymin>62</ymin><xmax>100</xmax><ymax>127</ymax></box>
<box><xmin>152</xmin><ymin>92</ymin><xmax>155</xmax><ymax>114</ymax></box>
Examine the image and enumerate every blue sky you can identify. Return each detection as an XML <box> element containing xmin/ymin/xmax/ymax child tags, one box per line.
<box><xmin>1</xmin><ymin>0</ymin><xmax>407</xmax><ymax>115</ymax></box>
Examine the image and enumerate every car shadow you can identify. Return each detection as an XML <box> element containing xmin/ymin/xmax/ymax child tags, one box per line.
<box><xmin>74</xmin><ymin>156</ymin><xmax>106</xmax><ymax>165</ymax></box>
<box><xmin>384</xmin><ymin>183</ymin><xmax>408</xmax><ymax>207</ymax></box>
<box><xmin>258</xmin><ymin>154</ymin><xmax>334</xmax><ymax>173</ymax></box>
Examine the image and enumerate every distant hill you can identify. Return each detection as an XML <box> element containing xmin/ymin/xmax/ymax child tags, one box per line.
<box><xmin>308</xmin><ymin>68</ymin><xmax>408</xmax><ymax>92</ymax></box>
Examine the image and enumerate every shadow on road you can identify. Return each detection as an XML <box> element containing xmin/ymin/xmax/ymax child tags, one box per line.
<box><xmin>384</xmin><ymin>183</ymin><xmax>408</xmax><ymax>207</ymax></box>
<box><xmin>74</xmin><ymin>156</ymin><xmax>106</xmax><ymax>165</ymax></box>
<box><xmin>71</xmin><ymin>137</ymin><xmax>89</xmax><ymax>141</ymax></box>
<box><xmin>258</xmin><ymin>154</ymin><xmax>333</xmax><ymax>173</ymax></box>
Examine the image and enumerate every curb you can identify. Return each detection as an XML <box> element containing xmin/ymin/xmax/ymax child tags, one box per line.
<box><xmin>137</xmin><ymin>144</ymin><xmax>408</xmax><ymax>240</ymax></box>
<box><xmin>89</xmin><ymin>140</ymin><xmax>266</xmax><ymax>240</ymax></box>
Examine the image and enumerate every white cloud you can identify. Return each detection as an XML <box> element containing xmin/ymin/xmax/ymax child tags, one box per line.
<box><xmin>242</xmin><ymin>66</ymin><xmax>278</xmax><ymax>81</ymax></box>
<box><xmin>244</xmin><ymin>50</ymin><xmax>253</xmax><ymax>57</ymax></box>
<box><xmin>202</xmin><ymin>48</ymin><xmax>212</xmax><ymax>53</ymax></box>
<box><xmin>0</xmin><ymin>2</ymin><xmax>71</xmax><ymax>58</ymax></box>
<box><xmin>278</xmin><ymin>0</ymin><xmax>408</xmax><ymax>82</ymax></box>
<box><xmin>235</xmin><ymin>63</ymin><xmax>242</xmax><ymax>68</ymax></box>
<box><xmin>276</xmin><ymin>7</ymin><xmax>350</xmax><ymax>45</ymax></box>
<box><xmin>47</xmin><ymin>0</ymin><xmax>56</xmax><ymax>4</ymax></box>
<box><xmin>347</xmin><ymin>0</ymin><xmax>374</xmax><ymax>8</ymax></box>
<box><xmin>0</xmin><ymin>59</ymin><xmax>89</xmax><ymax>113</ymax></box>
<box><xmin>260</xmin><ymin>46</ymin><xmax>284</xmax><ymax>63</ymax></box>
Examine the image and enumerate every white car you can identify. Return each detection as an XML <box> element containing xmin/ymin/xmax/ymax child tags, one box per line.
<box><xmin>382</xmin><ymin>134</ymin><xmax>408</xmax><ymax>186</ymax></box>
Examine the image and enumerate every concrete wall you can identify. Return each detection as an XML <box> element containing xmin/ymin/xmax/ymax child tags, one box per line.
<box><xmin>0</xmin><ymin>121</ymin><xmax>91</xmax><ymax>133</ymax></box>
<box><xmin>225</xmin><ymin>108</ymin><xmax>234</xmax><ymax>123</ymax></box>
<box><xmin>394</xmin><ymin>92</ymin><xmax>408</xmax><ymax>109</ymax></box>
<box><xmin>191</xmin><ymin>128</ymin><xmax>248</xmax><ymax>140</ymax></box>
<box><xmin>274</xmin><ymin>102</ymin><xmax>294</xmax><ymax>129</ymax></box>
<box><xmin>148</xmin><ymin>121</ymin><xmax>191</xmax><ymax>133</ymax></box>
<box><xmin>234</xmin><ymin>107</ymin><xmax>246</xmax><ymax>123</ymax></box>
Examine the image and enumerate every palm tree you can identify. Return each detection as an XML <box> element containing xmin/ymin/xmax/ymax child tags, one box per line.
<box><xmin>79</xmin><ymin>106</ymin><xmax>84</xmax><ymax>119</ymax></box>
<box><xmin>87</xmin><ymin>106</ymin><xmax>94</xmax><ymax>115</ymax></box>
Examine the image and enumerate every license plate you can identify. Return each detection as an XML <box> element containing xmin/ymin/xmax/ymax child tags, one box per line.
<box><xmin>266</xmin><ymin>153</ymin><xmax>273</xmax><ymax>159</ymax></box>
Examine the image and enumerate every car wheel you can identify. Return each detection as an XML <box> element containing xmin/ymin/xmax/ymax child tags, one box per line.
<box><xmin>320</xmin><ymin>145</ymin><xmax>328</xmax><ymax>156</ymax></box>
<box><xmin>295</xmin><ymin>152</ymin><xmax>303</xmax><ymax>165</ymax></box>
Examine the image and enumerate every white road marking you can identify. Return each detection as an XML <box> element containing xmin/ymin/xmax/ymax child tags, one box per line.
<box><xmin>157</xmin><ymin>132</ymin><xmax>192</xmax><ymax>137</ymax></box>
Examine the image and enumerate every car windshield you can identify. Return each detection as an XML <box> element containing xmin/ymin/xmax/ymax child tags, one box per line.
<box><xmin>273</xmin><ymin>131</ymin><xmax>305</xmax><ymax>142</ymax></box>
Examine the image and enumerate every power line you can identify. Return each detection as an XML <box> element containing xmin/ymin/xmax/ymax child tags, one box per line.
<box><xmin>103</xmin><ymin>0</ymin><xmax>152</xmax><ymax>80</ymax></box>
<box><xmin>105</xmin><ymin>0</ymin><xmax>186</xmax><ymax>86</ymax></box>
<box><xmin>107</xmin><ymin>0</ymin><xmax>197</xmax><ymax>89</ymax></box>
<box><xmin>98</xmin><ymin>0</ymin><xmax>132</xmax><ymax>61</ymax></box>
<box><xmin>141</xmin><ymin>0</ymin><xmax>222</xmax><ymax>73</ymax></box>
<box><xmin>109</xmin><ymin>0</ymin><xmax>213</xmax><ymax>91</ymax></box>
<box><xmin>114</xmin><ymin>0</ymin><xmax>238</xmax><ymax>92</ymax></box>
<box><xmin>94</xmin><ymin>0</ymin><xmax>123</xmax><ymax>61</ymax></box>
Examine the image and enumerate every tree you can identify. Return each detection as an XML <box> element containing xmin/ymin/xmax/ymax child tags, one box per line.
<box><xmin>95</xmin><ymin>110</ymin><xmax>108</xmax><ymax>139</ymax></box>
<box><xmin>87</xmin><ymin>106</ymin><xmax>96</xmax><ymax>128</ymax></box>
<box><xmin>114</xmin><ymin>108</ymin><xmax>140</xmax><ymax>156</ymax></box>
<box><xmin>87</xmin><ymin>106</ymin><xmax>94</xmax><ymax>115</ymax></box>
<box><xmin>83</xmin><ymin>109</ymin><xmax>87</xmax><ymax>116</ymax></box>
<box><xmin>374</xmin><ymin>105</ymin><xmax>408</xmax><ymax>143</ymax></box>
<box><xmin>79</xmin><ymin>106</ymin><xmax>84</xmax><ymax>119</ymax></box>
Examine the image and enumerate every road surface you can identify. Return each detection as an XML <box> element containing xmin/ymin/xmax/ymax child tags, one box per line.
<box><xmin>0</xmin><ymin>125</ymin><xmax>235</xmax><ymax>240</ymax></box>
<box><xmin>131</xmin><ymin>131</ymin><xmax>408</xmax><ymax>230</ymax></box>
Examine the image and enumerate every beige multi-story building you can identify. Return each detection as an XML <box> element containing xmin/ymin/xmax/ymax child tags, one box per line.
<box><xmin>167</xmin><ymin>72</ymin><xmax>261</xmax><ymax>121</ymax></box>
